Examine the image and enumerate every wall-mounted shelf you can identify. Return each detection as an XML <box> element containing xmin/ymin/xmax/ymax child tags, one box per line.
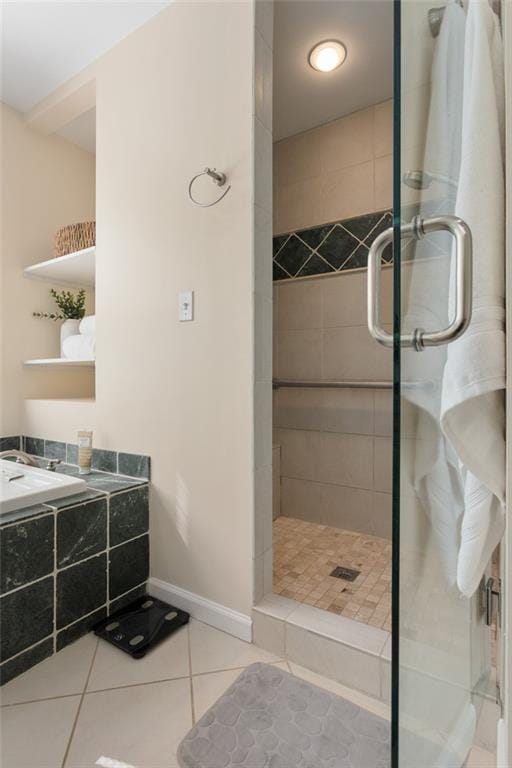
<box><xmin>24</xmin><ymin>358</ymin><xmax>95</xmax><ymax>368</ymax></box>
<box><xmin>23</xmin><ymin>247</ymin><xmax>95</xmax><ymax>287</ymax></box>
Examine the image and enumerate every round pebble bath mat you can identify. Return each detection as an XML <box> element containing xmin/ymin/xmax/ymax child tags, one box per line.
<box><xmin>177</xmin><ymin>662</ymin><xmax>391</xmax><ymax>768</ymax></box>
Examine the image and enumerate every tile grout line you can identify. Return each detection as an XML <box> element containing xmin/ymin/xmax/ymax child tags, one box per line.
<box><xmin>186</xmin><ymin>623</ymin><xmax>196</xmax><ymax>725</ymax></box>
<box><xmin>60</xmin><ymin>637</ymin><xmax>99</xmax><ymax>768</ymax></box>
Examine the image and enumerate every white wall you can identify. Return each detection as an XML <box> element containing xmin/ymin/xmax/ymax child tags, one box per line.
<box><xmin>93</xmin><ymin>2</ymin><xmax>256</xmax><ymax>616</ymax></box>
<box><xmin>0</xmin><ymin>103</ymin><xmax>96</xmax><ymax>436</ymax></box>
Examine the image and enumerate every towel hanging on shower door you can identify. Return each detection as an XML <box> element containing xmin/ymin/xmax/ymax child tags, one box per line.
<box><xmin>440</xmin><ymin>0</ymin><xmax>506</xmax><ymax>597</ymax></box>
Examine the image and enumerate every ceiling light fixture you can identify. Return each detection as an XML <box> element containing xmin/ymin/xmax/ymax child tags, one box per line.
<box><xmin>308</xmin><ymin>40</ymin><xmax>347</xmax><ymax>73</ymax></box>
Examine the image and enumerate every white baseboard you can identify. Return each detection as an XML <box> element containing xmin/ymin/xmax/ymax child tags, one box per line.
<box><xmin>148</xmin><ymin>577</ymin><xmax>252</xmax><ymax>642</ymax></box>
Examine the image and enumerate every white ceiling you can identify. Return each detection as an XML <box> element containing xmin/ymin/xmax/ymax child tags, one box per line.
<box><xmin>1</xmin><ymin>0</ymin><xmax>393</xmax><ymax>152</ymax></box>
<box><xmin>273</xmin><ymin>0</ymin><xmax>393</xmax><ymax>140</ymax></box>
<box><xmin>0</xmin><ymin>1</ymin><xmax>171</xmax><ymax>113</ymax></box>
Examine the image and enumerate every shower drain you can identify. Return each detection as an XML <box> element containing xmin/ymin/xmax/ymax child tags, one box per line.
<box><xmin>329</xmin><ymin>565</ymin><xmax>360</xmax><ymax>582</ymax></box>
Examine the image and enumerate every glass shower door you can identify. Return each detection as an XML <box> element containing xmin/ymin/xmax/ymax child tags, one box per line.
<box><xmin>369</xmin><ymin>1</ymin><xmax>495</xmax><ymax>766</ymax></box>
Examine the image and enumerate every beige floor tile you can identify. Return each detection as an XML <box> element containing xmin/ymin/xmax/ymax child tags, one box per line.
<box><xmin>189</xmin><ymin>619</ymin><xmax>281</xmax><ymax>675</ymax></box>
<box><xmin>1</xmin><ymin>696</ymin><xmax>80</xmax><ymax>768</ymax></box>
<box><xmin>87</xmin><ymin>624</ymin><xmax>189</xmax><ymax>692</ymax></box>
<box><xmin>0</xmin><ymin>635</ymin><xmax>97</xmax><ymax>706</ymax></box>
<box><xmin>65</xmin><ymin>679</ymin><xmax>191</xmax><ymax>768</ymax></box>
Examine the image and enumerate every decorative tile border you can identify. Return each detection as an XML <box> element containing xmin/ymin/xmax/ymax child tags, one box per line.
<box><xmin>273</xmin><ymin>210</ymin><xmax>393</xmax><ymax>280</ymax></box>
<box><xmin>5</xmin><ymin>436</ymin><xmax>151</xmax><ymax>479</ymax></box>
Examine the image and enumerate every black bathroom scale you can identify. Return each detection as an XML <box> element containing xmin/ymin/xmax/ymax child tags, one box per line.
<box><xmin>94</xmin><ymin>594</ymin><xmax>190</xmax><ymax>658</ymax></box>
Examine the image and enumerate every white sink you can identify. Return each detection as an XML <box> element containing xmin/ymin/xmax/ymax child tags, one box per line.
<box><xmin>0</xmin><ymin>459</ymin><xmax>87</xmax><ymax>514</ymax></box>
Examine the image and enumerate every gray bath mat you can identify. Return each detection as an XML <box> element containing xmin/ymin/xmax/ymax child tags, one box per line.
<box><xmin>178</xmin><ymin>662</ymin><xmax>390</xmax><ymax>768</ymax></box>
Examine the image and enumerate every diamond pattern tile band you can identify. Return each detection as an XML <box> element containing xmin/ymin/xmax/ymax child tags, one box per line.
<box><xmin>273</xmin><ymin>210</ymin><xmax>393</xmax><ymax>280</ymax></box>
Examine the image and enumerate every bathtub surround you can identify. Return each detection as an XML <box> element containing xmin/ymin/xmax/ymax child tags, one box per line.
<box><xmin>273</xmin><ymin>210</ymin><xmax>392</xmax><ymax>280</ymax></box>
<box><xmin>0</xmin><ymin>466</ymin><xmax>149</xmax><ymax>685</ymax></box>
<box><xmin>2</xmin><ymin>435</ymin><xmax>150</xmax><ymax>479</ymax></box>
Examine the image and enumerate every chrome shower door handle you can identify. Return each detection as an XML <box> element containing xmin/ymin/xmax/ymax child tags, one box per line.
<box><xmin>367</xmin><ymin>215</ymin><xmax>473</xmax><ymax>351</ymax></box>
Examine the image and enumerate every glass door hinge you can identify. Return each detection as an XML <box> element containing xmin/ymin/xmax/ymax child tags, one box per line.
<box><xmin>484</xmin><ymin>577</ymin><xmax>501</xmax><ymax>627</ymax></box>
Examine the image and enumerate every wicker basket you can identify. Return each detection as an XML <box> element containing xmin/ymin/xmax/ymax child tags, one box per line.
<box><xmin>54</xmin><ymin>221</ymin><xmax>95</xmax><ymax>258</ymax></box>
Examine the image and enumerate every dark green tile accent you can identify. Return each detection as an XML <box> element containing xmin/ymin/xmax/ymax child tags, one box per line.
<box><xmin>0</xmin><ymin>637</ymin><xmax>53</xmax><ymax>686</ymax></box>
<box><xmin>0</xmin><ymin>577</ymin><xmax>54</xmax><ymax>662</ymax></box>
<box><xmin>296</xmin><ymin>254</ymin><xmax>334</xmax><ymax>277</ymax></box>
<box><xmin>1</xmin><ymin>515</ymin><xmax>54</xmax><ymax>594</ymax></box>
<box><xmin>363</xmin><ymin>212</ymin><xmax>393</xmax><ymax>247</ymax></box>
<box><xmin>44</xmin><ymin>440</ymin><xmax>66</xmax><ymax>460</ymax></box>
<box><xmin>296</xmin><ymin>224</ymin><xmax>332</xmax><ymax>249</ymax></box>
<box><xmin>92</xmin><ymin>448</ymin><xmax>117</xmax><ymax>473</ymax></box>
<box><xmin>0</xmin><ymin>436</ymin><xmax>21</xmax><ymax>451</ymax></box>
<box><xmin>110</xmin><ymin>486</ymin><xmax>149</xmax><ymax>547</ymax></box>
<box><xmin>56</xmin><ymin>464</ymin><xmax>146</xmax><ymax>494</ymax></box>
<box><xmin>118</xmin><ymin>453</ymin><xmax>150</xmax><ymax>479</ymax></box>
<box><xmin>46</xmin><ymin>488</ymin><xmax>106</xmax><ymax>510</ymax></box>
<box><xmin>56</xmin><ymin>553</ymin><xmax>107</xmax><ymax>629</ymax></box>
<box><xmin>109</xmin><ymin>584</ymin><xmax>147</xmax><ymax>615</ymax></box>
<box><xmin>66</xmin><ymin>443</ymin><xmax>78</xmax><ymax>465</ymax></box>
<box><xmin>273</xmin><ymin>262</ymin><xmax>289</xmax><ymax>281</ymax></box>
<box><xmin>109</xmin><ymin>535</ymin><xmax>149</xmax><ymax>600</ymax></box>
<box><xmin>342</xmin><ymin>211</ymin><xmax>384</xmax><ymax>241</ymax></box>
<box><xmin>274</xmin><ymin>235</ymin><xmax>311</xmax><ymax>276</ymax></box>
<box><xmin>0</xmin><ymin>504</ymin><xmax>52</xmax><ymax>528</ymax></box>
<box><xmin>346</xmin><ymin>244</ymin><xmax>369</xmax><ymax>269</ymax></box>
<box><xmin>57</xmin><ymin>498</ymin><xmax>107</xmax><ymax>568</ymax></box>
<box><xmin>23</xmin><ymin>436</ymin><xmax>44</xmax><ymax>457</ymax></box>
<box><xmin>57</xmin><ymin>607</ymin><xmax>107</xmax><ymax>651</ymax></box>
<box><xmin>317</xmin><ymin>226</ymin><xmax>360</xmax><ymax>269</ymax></box>
<box><xmin>272</xmin><ymin>234</ymin><xmax>289</xmax><ymax>256</ymax></box>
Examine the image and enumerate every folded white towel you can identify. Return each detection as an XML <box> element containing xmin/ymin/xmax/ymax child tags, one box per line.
<box><xmin>79</xmin><ymin>315</ymin><xmax>95</xmax><ymax>336</ymax></box>
<box><xmin>62</xmin><ymin>334</ymin><xmax>95</xmax><ymax>361</ymax></box>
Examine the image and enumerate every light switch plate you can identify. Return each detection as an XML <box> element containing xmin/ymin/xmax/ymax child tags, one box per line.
<box><xmin>179</xmin><ymin>290</ymin><xmax>194</xmax><ymax>321</ymax></box>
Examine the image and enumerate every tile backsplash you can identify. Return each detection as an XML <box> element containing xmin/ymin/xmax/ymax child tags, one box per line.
<box><xmin>273</xmin><ymin>210</ymin><xmax>392</xmax><ymax>280</ymax></box>
<box><xmin>1</xmin><ymin>436</ymin><xmax>150</xmax><ymax>479</ymax></box>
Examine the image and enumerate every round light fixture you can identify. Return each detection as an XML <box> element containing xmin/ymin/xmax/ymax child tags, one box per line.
<box><xmin>308</xmin><ymin>40</ymin><xmax>347</xmax><ymax>73</ymax></box>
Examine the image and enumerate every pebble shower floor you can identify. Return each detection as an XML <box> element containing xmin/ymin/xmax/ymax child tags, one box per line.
<box><xmin>273</xmin><ymin>517</ymin><xmax>392</xmax><ymax>631</ymax></box>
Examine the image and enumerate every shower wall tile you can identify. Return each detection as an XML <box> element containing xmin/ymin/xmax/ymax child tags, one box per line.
<box><xmin>278</xmin><ymin>428</ymin><xmax>373</xmax><ymax>490</ymax></box>
<box><xmin>323</xmin><ymin>326</ymin><xmax>392</xmax><ymax>382</ymax></box>
<box><xmin>274</xmin><ymin>100</ymin><xmax>392</xmax><ymax>236</ymax></box>
<box><xmin>277</xmin><ymin>280</ymin><xmax>323</xmax><ymax>330</ymax></box>
<box><xmin>273</xmin><ymin>271</ymin><xmax>393</xmax><ymax>537</ymax></box>
<box><xmin>277</xmin><ymin>329</ymin><xmax>322</xmax><ymax>380</ymax></box>
<box><xmin>375</xmin><ymin>155</ymin><xmax>393</xmax><ymax>210</ymax></box>
<box><xmin>374</xmin><ymin>437</ymin><xmax>393</xmax><ymax>494</ymax></box>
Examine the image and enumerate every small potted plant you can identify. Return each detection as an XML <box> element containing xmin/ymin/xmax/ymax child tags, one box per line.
<box><xmin>34</xmin><ymin>288</ymin><xmax>86</xmax><ymax>357</ymax></box>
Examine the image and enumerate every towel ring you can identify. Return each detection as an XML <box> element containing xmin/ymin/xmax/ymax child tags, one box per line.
<box><xmin>188</xmin><ymin>167</ymin><xmax>231</xmax><ymax>207</ymax></box>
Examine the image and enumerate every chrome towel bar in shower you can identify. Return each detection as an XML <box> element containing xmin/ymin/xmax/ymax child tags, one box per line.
<box><xmin>273</xmin><ymin>379</ymin><xmax>392</xmax><ymax>390</ymax></box>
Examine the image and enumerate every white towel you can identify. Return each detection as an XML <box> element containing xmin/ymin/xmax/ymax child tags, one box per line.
<box><xmin>402</xmin><ymin>0</ymin><xmax>466</xmax><ymax>585</ymax></box>
<box><xmin>79</xmin><ymin>315</ymin><xmax>95</xmax><ymax>336</ymax></box>
<box><xmin>440</xmin><ymin>0</ymin><xmax>505</xmax><ymax>597</ymax></box>
<box><xmin>62</xmin><ymin>334</ymin><xmax>95</xmax><ymax>361</ymax></box>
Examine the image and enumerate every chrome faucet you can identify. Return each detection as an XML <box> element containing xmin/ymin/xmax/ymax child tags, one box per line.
<box><xmin>0</xmin><ymin>450</ymin><xmax>41</xmax><ymax>467</ymax></box>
